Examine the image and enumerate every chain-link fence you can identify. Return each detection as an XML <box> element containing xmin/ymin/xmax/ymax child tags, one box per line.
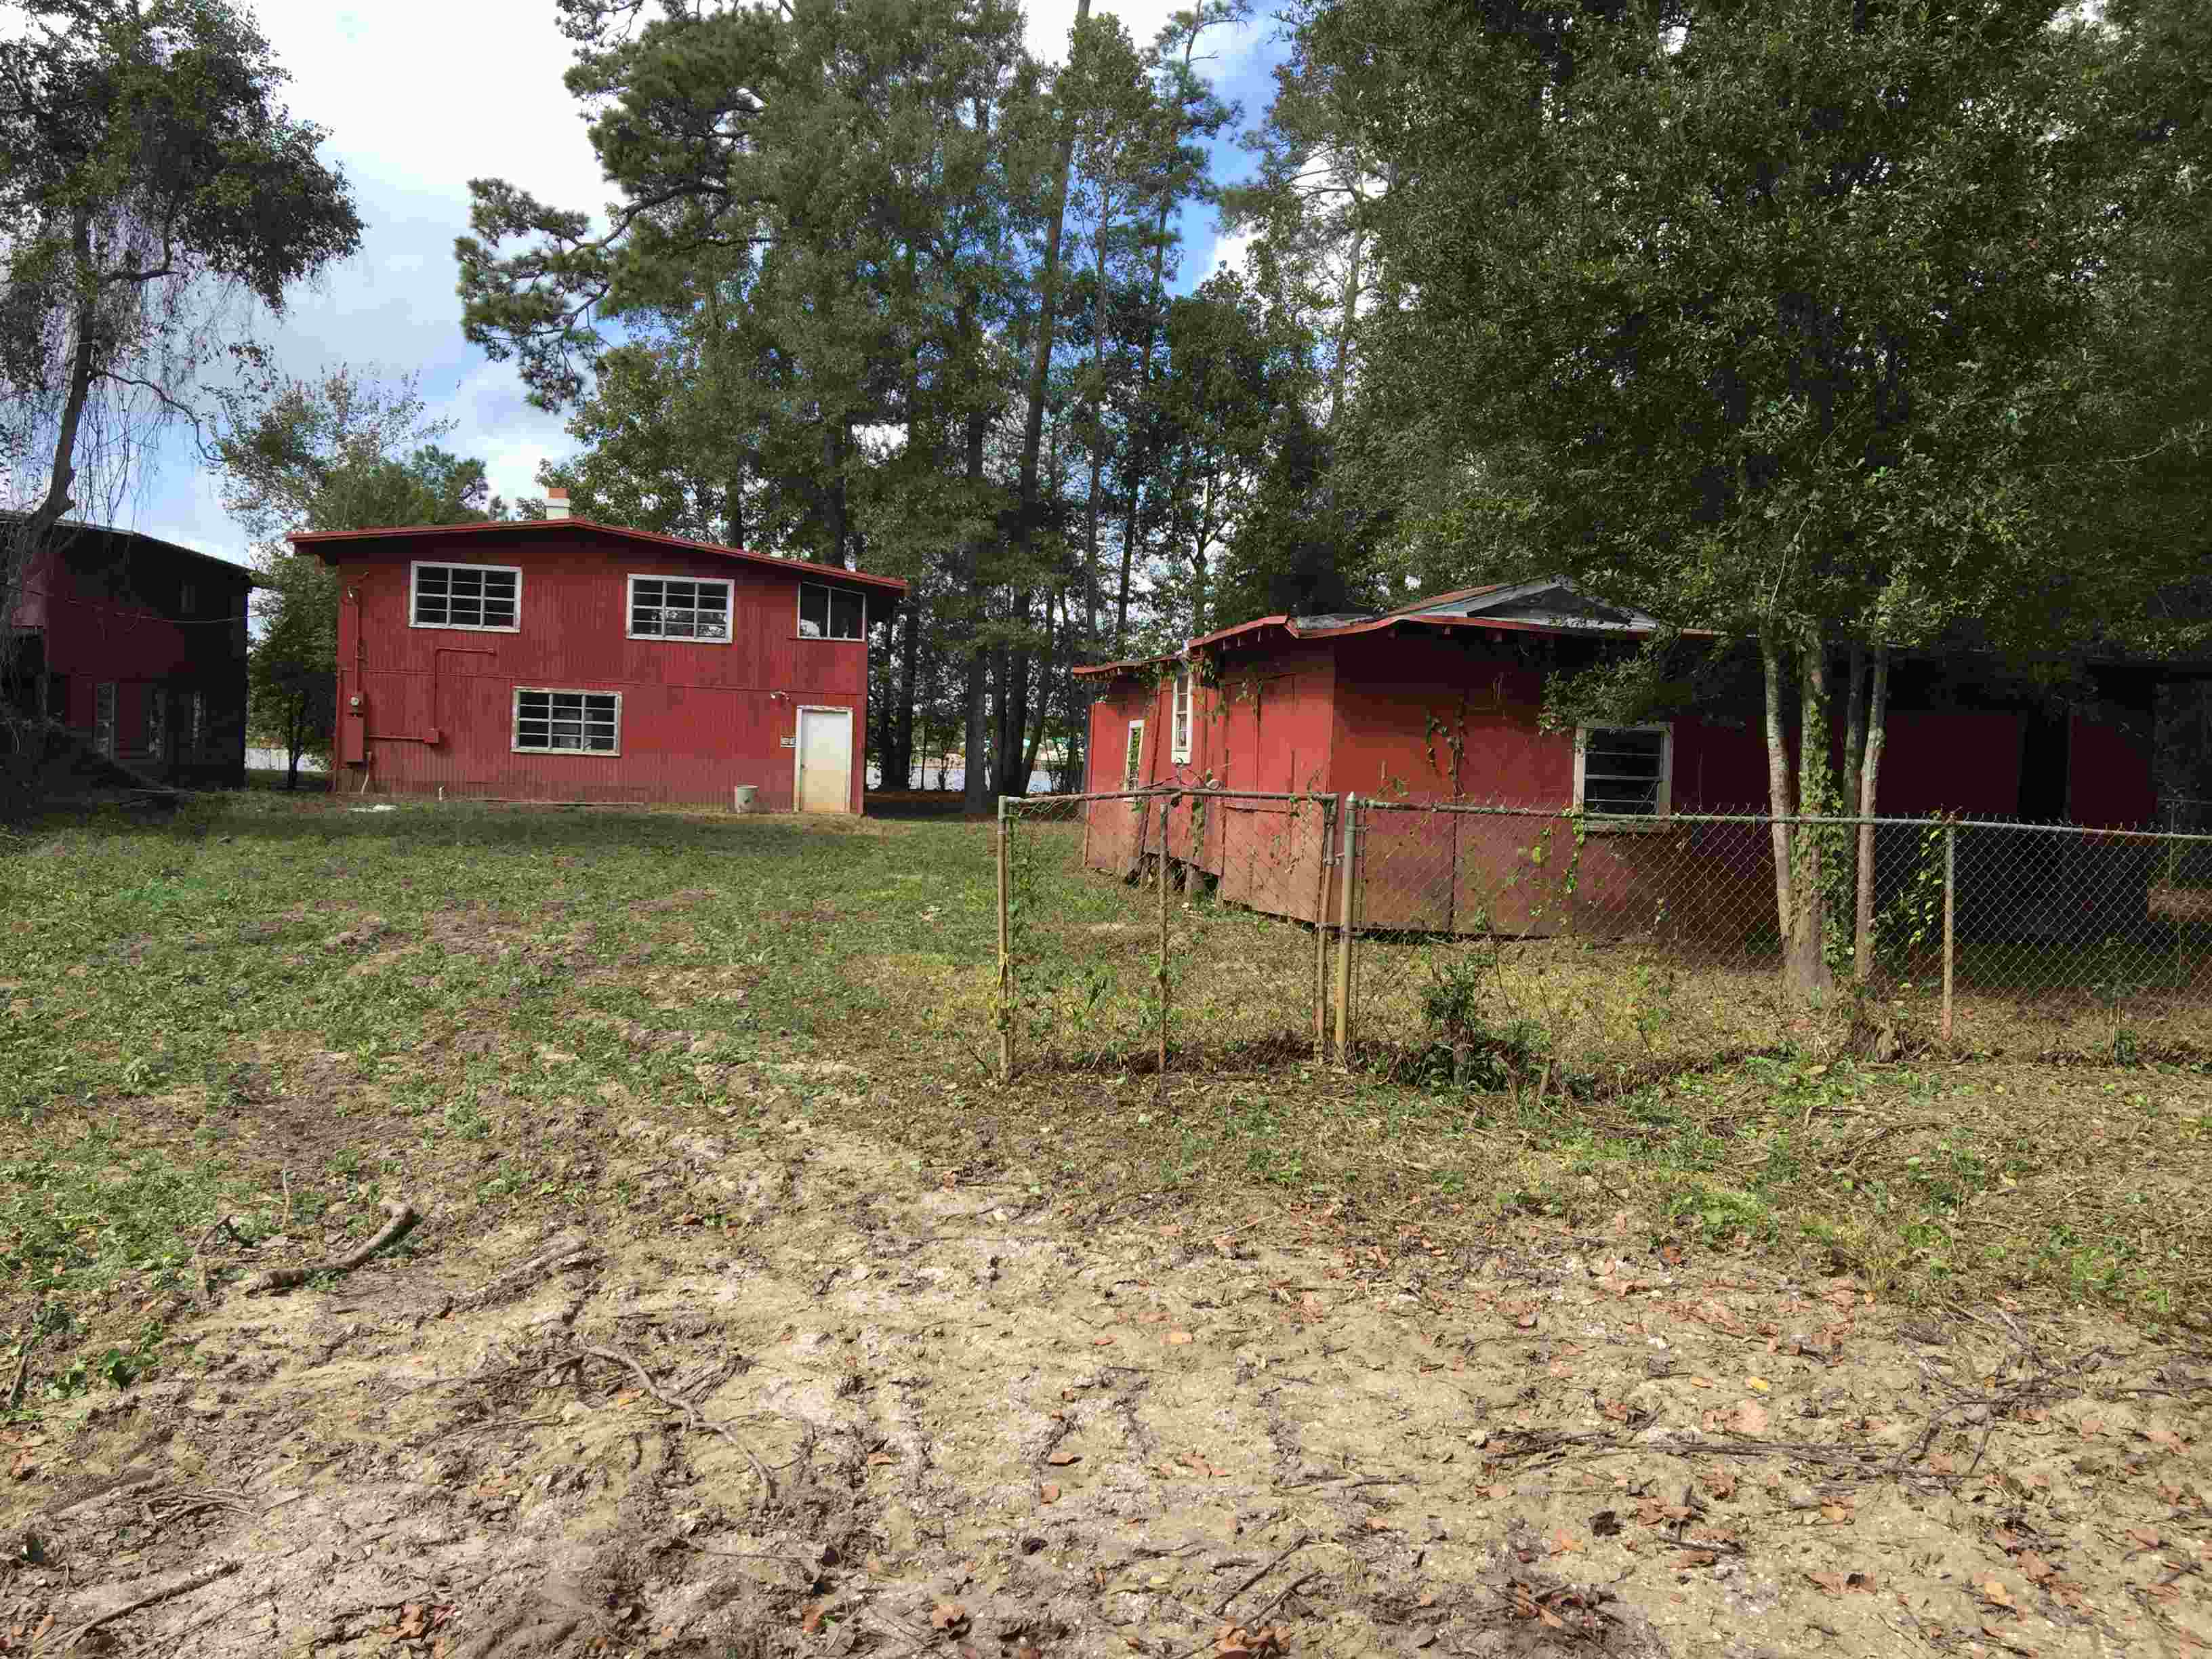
<box><xmin>995</xmin><ymin>792</ymin><xmax>2212</xmax><ymax>1084</ymax></box>
<box><xmin>999</xmin><ymin>790</ymin><xmax>1336</xmax><ymax>1083</ymax></box>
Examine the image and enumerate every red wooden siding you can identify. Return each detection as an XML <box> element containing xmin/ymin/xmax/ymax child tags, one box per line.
<box><xmin>321</xmin><ymin>524</ymin><xmax>893</xmax><ymax>809</ymax></box>
<box><xmin>2069</xmin><ymin>711</ymin><xmax>2157</xmax><ymax>828</ymax></box>
<box><xmin>20</xmin><ymin>531</ymin><xmax>253</xmax><ymax>785</ymax></box>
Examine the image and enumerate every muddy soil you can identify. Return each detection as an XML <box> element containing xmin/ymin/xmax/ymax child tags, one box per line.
<box><xmin>5</xmin><ymin>1079</ymin><xmax>2209</xmax><ymax>1659</ymax></box>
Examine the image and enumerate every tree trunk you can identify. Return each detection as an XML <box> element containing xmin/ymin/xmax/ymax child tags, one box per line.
<box><xmin>1788</xmin><ymin>643</ymin><xmax>1835</xmax><ymax>997</ymax></box>
<box><xmin>5</xmin><ymin>218</ymin><xmax>99</xmax><ymax>696</ymax></box>
<box><xmin>890</xmin><ymin>596</ymin><xmax>920</xmax><ymax>790</ymax></box>
<box><xmin>1113</xmin><ymin>12</ymin><xmax>1208</xmax><ymax>655</ymax></box>
<box><xmin>1326</xmin><ymin>222</ymin><xmax>1366</xmax><ymax>434</ymax></box>
<box><xmin>1761</xmin><ymin>629</ymin><xmax>1798</xmax><ymax>973</ymax></box>
<box><xmin>1841</xmin><ymin>642</ymin><xmax>1866</xmax><ymax>977</ymax></box>
<box><xmin>995</xmin><ymin>0</ymin><xmax>1090</xmax><ymax>800</ymax></box>
<box><xmin>1853</xmin><ymin>642</ymin><xmax>1889</xmax><ymax>979</ymax></box>
<box><xmin>959</xmin><ymin>386</ymin><xmax>994</xmax><ymax>816</ymax></box>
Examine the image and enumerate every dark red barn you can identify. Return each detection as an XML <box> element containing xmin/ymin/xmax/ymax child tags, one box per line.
<box><xmin>293</xmin><ymin>505</ymin><xmax>906</xmax><ymax>810</ymax></box>
<box><xmin>1078</xmin><ymin>581</ymin><xmax>2163</xmax><ymax>937</ymax></box>
<box><xmin>4</xmin><ymin>519</ymin><xmax>254</xmax><ymax>787</ymax></box>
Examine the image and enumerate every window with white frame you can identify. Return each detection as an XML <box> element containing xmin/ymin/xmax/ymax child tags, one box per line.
<box><xmin>1170</xmin><ymin>672</ymin><xmax>1192</xmax><ymax>763</ymax></box>
<box><xmin>628</xmin><ymin>574</ymin><xmax>732</xmax><ymax>641</ymax></box>
<box><xmin>513</xmin><ymin>688</ymin><xmax>621</xmax><ymax>754</ymax></box>
<box><xmin>1123</xmin><ymin>719</ymin><xmax>1145</xmax><ymax>790</ymax></box>
<box><xmin>798</xmin><ymin>581</ymin><xmax>864</xmax><ymax>640</ymax></box>
<box><xmin>1575</xmin><ymin>724</ymin><xmax>1671</xmax><ymax>817</ymax></box>
<box><xmin>411</xmin><ymin>561</ymin><xmax>521</xmax><ymax>631</ymax></box>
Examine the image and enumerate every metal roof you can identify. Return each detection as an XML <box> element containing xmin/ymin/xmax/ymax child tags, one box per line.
<box><xmin>289</xmin><ymin>516</ymin><xmax>909</xmax><ymax>594</ymax></box>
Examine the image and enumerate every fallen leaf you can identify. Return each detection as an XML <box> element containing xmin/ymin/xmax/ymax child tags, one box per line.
<box><xmin>2078</xmin><ymin>1416</ymin><xmax>2105</xmax><ymax>1439</ymax></box>
<box><xmin>2147</xmin><ymin>1425</ymin><xmax>2186</xmax><ymax>1449</ymax></box>
<box><xmin>1745</xmin><ymin>1376</ymin><xmax>1771</xmax><ymax>1393</ymax></box>
<box><xmin>1701</xmin><ymin>1470</ymin><xmax>1737</xmax><ymax>1501</ymax></box>
<box><xmin>1678</xmin><ymin>1549</ymin><xmax>1717</xmax><ymax>1567</ymax></box>
<box><xmin>1092</xmin><ymin>1336</ymin><xmax>1116</xmax><ymax>1348</ymax></box>
<box><xmin>1366</xmin><ymin>1516</ymin><xmax>1391</xmax><ymax>1532</ymax></box>
<box><xmin>1040</xmin><ymin>1484</ymin><xmax>1061</xmax><ymax>1503</ymax></box>
<box><xmin>1821</xmin><ymin>1502</ymin><xmax>1854</xmax><ymax>1522</ymax></box>
<box><xmin>2127</xmin><ymin>1526</ymin><xmax>2161</xmax><ymax>1549</ymax></box>
<box><xmin>1980</xmin><ymin>1580</ymin><xmax>2015</xmax><ymax>1609</ymax></box>
<box><xmin>868</xmin><ymin>1452</ymin><xmax>899</xmax><ymax>1466</ymax></box>
<box><xmin>1730</xmin><ymin>1400</ymin><xmax>1770</xmax><ymax>1435</ymax></box>
<box><xmin>800</xmin><ymin>1603</ymin><xmax>828</xmax><ymax>1635</ymax></box>
<box><xmin>1687</xmin><ymin>1376</ymin><xmax>1715</xmax><ymax>1389</ymax></box>
<box><xmin>2019</xmin><ymin>1552</ymin><xmax>2055</xmax><ymax>1583</ymax></box>
<box><xmin>1047</xmin><ymin>1450</ymin><xmax>1079</xmax><ymax>1467</ymax></box>
<box><xmin>1167</xmin><ymin>1331</ymin><xmax>1195</xmax><ymax>1345</ymax></box>
<box><xmin>1591</xmin><ymin>1509</ymin><xmax>1623</xmax><ymax>1536</ymax></box>
<box><xmin>1417</xmin><ymin>1591</ymin><xmax>1437</xmax><ymax>1609</ymax></box>
<box><xmin>1548</xmin><ymin>1528</ymin><xmax>1583</xmax><ymax>1555</ymax></box>
<box><xmin>930</xmin><ymin>1602</ymin><xmax>968</xmax><ymax>1632</ymax></box>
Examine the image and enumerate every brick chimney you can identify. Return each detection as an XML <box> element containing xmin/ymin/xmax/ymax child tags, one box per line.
<box><xmin>545</xmin><ymin>487</ymin><xmax>571</xmax><ymax>522</ymax></box>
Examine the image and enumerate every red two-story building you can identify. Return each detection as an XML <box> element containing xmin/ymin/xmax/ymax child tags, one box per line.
<box><xmin>5</xmin><ymin>518</ymin><xmax>254</xmax><ymax>787</ymax></box>
<box><xmin>292</xmin><ymin>503</ymin><xmax>905</xmax><ymax>811</ymax></box>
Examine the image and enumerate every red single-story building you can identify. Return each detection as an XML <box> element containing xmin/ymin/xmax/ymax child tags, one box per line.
<box><xmin>1075</xmin><ymin>581</ymin><xmax>2164</xmax><ymax>938</ymax></box>
<box><xmin>292</xmin><ymin>499</ymin><xmax>906</xmax><ymax>810</ymax></box>
<box><xmin>3</xmin><ymin>518</ymin><xmax>255</xmax><ymax>787</ymax></box>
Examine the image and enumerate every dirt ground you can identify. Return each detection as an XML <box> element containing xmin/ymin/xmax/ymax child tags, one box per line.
<box><xmin>5</xmin><ymin>1059</ymin><xmax>2209</xmax><ymax>1659</ymax></box>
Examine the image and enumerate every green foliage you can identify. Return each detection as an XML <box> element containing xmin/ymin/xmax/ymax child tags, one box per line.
<box><xmin>216</xmin><ymin>367</ymin><xmax>518</xmax><ymax>784</ymax></box>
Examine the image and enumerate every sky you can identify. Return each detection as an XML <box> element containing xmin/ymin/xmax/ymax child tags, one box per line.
<box><xmin>119</xmin><ymin>0</ymin><xmax>1282</xmax><ymax>570</ymax></box>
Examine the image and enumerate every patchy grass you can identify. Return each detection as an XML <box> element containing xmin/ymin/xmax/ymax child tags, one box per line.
<box><xmin>3</xmin><ymin>791</ymin><xmax>2211</xmax><ymax>1414</ymax></box>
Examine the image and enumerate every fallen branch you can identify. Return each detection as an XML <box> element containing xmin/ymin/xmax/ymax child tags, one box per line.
<box><xmin>192</xmin><ymin>1216</ymin><xmax>239</xmax><ymax>1300</ymax></box>
<box><xmin>53</xmin><ymin>1559</ymin><xmax>239</xmax><ymax>1650</ymax></box>
<box><xmin>7</xmin><ymin>1330</ymin><xmax>39</xmax><ymax>1412</ymax></box>
<box><xmin>448</xmin><ymin>1230</ymin><xmax>594</xmax><ymax>1315</ymax></box>
<box><xmin>579</xmin><ymin>1342</ymin><xmax>776</xmax><ymax>1506</ymax></box>
<box><xmin>244</xmin><ymin>1201</ymin><xmax>419</xmax><ymax>1296</ymax></box>
<box><xmin>1213</xmin><ymin>1535</ymin><xmax>1311</xmax><ymax>1616</ymax></box>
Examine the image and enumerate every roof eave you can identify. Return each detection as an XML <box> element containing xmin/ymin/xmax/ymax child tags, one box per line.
<box><xmin>287</xmin><ymin>516</ymin><xmax>909</xmax><ymax>594</ymax></box>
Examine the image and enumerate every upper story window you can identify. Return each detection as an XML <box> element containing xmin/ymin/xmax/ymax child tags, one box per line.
<box><xmin>411</xmin><ymin>560</ymin><xmax>521</xmax><ymax>632</ymax></box>
<box><xmin>1123</xmin><ymin>719</ymin><xmax>1145</xmax><ymax>790</ymax></box>
<box><xmin>798</xmin><ymin>581</ymin><xmax>864</xmax><ymax>640</ymax></box>
<box><xmin>1170</xmin><ymin>672</ymin><xmax>1193</xmax><ymax>763</ymax></box>
<box><xmin>1575</xmin><ymin>724</ymin><xmax>1672</xmax><ymax>817</ymax></box>
<box><xmin>628</xmin><ymin>574</ymin><xmax>733</xmax><ymax>642</ymax></box>
<box><xmin>179</xmin><ymin>581</ymin><xmax>198</xmax><ymax>615</ymax></box>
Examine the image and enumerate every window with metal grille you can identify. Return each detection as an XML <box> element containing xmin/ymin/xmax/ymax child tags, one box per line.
<box><xmin>187</xmin><ymin>691</ymin><xmax>207</xmax><ymax>754</ymax></box>
<box><xmin>411</xmin><ymin>561</ymin><xmax>521</xmax><ymax>631</ymax></box>
<box><xmin>1171</xmin><ymin>672</ymin><xmax>1192</xmax><ymax>762</ymax></box>
<box><xmin>146</xmin><ymin>689</ymin><xmax>166</xmax><ymax>760</ymax></box>
<box><xmin>94</xmin><ymin>682</ymin><xmax>117</xmax><ymax>758</ymax></box>
<box><xmin>1124</xmin><ymin>720</ymin><xmax>1145</xmax><ymax>790</ymax></box>
<box><xmin>1575</xmin><ymin>725</ymin><xmax>1671</xmax><ymax>817</ymax></box>
<box><xmin>513</xmin><ymin>689</ymin><xmax>620</xmax><ymax>754</ymax></box>
<box><xmin>628</xmin><ymin>574</ymin><xmax>732</xmax><ymax>641</ymax></box>
<box><xmin>798</xmin><ymin>581</ymin><xmax>864</xmax><ymax>640</ymax></box>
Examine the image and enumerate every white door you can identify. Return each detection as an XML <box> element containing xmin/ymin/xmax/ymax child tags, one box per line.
<box><xmin>796</xmin><ymin>706</ymin><xmax>854</xmax><ymax>813</ymax></box>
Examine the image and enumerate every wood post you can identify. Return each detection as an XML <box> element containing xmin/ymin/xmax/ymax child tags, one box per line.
<box><xmin>1334</xmin><ymin>794</ymin><xmax>1358</xmax><ymax>1065</ymax></box>
<box><xmin>996</xmin><ymin>797</ymin><xmax>1013</xmax><ymax>1082</ymax></box>
<box><xmin>1312</xmin><ymin>797</ymin><xmax>1332</xmax><ymax>1063</ymax></box>
<box><xmin>1941</xmin><ymin>823</ymin><xmax>1956</xmax><ymax>1044</ymax></box>
<box><xmin>1158</xmin><ymin>792</ymin><xmax>1173</xmax><ymax>1098</ymax></box>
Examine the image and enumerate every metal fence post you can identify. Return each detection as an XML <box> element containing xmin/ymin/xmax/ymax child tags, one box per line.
<box><xmin>1313</xmin><ymin>796</ymin><xmax>1332</xmax><ymax>1063</ymax></box>
<box><xmin>1941</xmin><ymin>822</ymin><xmax>1957</xmax><ymax>1044</ymax></box>
<box><xmin>1158</xmin><ymin>792</ymin><xmax>1174</xmax><ymax>1098</ymax></box>
<box><xmin>1334</xmin><ymin>793</ymin><xmax>1358</xmax><ymax>1065</ymax></box>
<box><xmin>996</xmin><ymin>796</ymin><xmax>1014</xmax><ymax>1082</ymax></box>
